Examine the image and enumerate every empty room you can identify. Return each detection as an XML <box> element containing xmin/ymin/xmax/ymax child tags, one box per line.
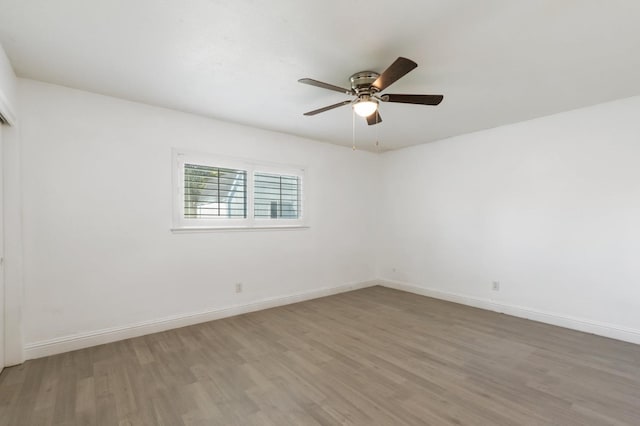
<box><xmin>1</xmin><ymin>1</ymin><xmax>639</xmax><ymax>425</ymax></box>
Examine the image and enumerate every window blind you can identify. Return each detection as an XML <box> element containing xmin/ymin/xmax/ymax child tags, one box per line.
<box><xmin>184</xmin><ymin>164</ymin><xmax>246</xmax><ymax>218</ymax></box>
<box><xmin>254</xmin><ymin>172</ymin><xmax>300</xmax><ymax>219</ymax></box>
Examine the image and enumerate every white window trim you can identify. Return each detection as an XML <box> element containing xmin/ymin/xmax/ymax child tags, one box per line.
<box><xmin>172</xmin><ymin>149</ymin><xmax>308</xmax><ymax>231</ymax></box>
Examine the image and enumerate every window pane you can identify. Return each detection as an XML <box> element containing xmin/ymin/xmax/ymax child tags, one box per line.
<box><xmin>184</xmin><ymin>164</ymin><xmax>246</xmax><ymax>218</ymax></box>
<box><xmin>254</xmin><ymin>172</ymin><xmax>300</xmax><ymax>219</ymax></box>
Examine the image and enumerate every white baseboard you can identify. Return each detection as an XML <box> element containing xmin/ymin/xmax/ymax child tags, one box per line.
<box><xmin>380</xmin><ymin>279</ymin><xmax>640</xmax><ymax>346</ymax></box>
<box><xmin>25</xmin><ymin>278</ymin><xmax>639</xmax><ymax>360</ymax></box>
<box><xmin>24</xmin><ymin>280</ymin><xmax>378</xmax><ymax>360</ymax></box>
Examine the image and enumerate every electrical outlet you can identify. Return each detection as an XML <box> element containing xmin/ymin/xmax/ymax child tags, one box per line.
<box><xmin>492</xmin><ymin>281</ymin><xmax>500</xmax><ymax>291</ymax></box>
<box><xmin>235</xmin><ymin>282</ymin><xmax>243</xmax><ymax>293</ymax></box>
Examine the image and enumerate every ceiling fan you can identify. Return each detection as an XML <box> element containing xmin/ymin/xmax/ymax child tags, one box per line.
<box><xmin>298</xmin><ymin>57</ymin><xmax>443</xmax><ymax>125</ymax></box>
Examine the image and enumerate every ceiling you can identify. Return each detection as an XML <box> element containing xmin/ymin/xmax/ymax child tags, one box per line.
<box><xmin>1</xmin><ymin>1</ymin><xmax>639</xmax><ymax>151</ymax></box>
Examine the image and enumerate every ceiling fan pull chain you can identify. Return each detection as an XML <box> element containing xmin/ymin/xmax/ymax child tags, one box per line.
<box><xmin>352</xmin><ymin>107</ymin><xmax>356</xmax><ymax>151</ymax></box>
<box><xmin>376</xmin><ymin>112</ymin><xmax>380</xmax><ymax>151</ymax></box>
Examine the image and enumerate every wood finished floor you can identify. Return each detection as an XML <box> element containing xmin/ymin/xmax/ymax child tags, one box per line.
<box><xmin>1</xmin><ymin>286</ymin><xmax>639</xmax><ymax>426</ymax></box>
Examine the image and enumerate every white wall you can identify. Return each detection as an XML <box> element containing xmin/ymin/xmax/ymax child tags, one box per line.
<box><xmin>18</xmin><ymin>79</ymin><xmax>379</xmax><ymax>354</ymax></box>
<box><xmin>15</xmin><ymin>75</ymin><xmax>640</xmax><ymax>357</ymax></box>
<box><xmin>379</xmin><ymin>96</ymin><xmax>640</xmax><ymax>342</ymax></box>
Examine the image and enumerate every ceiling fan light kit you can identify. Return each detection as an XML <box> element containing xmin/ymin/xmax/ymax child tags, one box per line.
<box><xmin>299</xmin><ymin>57</ymin><xmax>444</xmax><ymax>125</ymax></box>
<box><xmin>353</xmin><ymin>95</ymin><xmax>378</xmax><ymax>117</ymax></box>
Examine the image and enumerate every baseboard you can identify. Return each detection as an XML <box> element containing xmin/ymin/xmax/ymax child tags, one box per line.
<box><xmin>380</xmin><ymin>279</ymin><xmax>640</xmax><ymax>345</ymax></box>
<box><xmin>24</xmin><ymin>280</ymin><xmax>378</xmax><ymax>360</ymax></box>
<box><xmin>25</xmin><ymin>278</ymin><xmax>638</xmax><ymax>360</ymax></box>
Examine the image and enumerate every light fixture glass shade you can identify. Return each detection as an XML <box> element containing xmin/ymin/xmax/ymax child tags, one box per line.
<box><xmin>353</xmin><ymin>99</ymin><xmax>378</xmax><ymax>117</ymax></box>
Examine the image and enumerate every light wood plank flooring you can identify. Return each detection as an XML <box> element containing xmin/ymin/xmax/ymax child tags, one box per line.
<box><xmin>1</xmin><ymin>286</ymin><xmax>639</xmax><ymax>425</ymax></box>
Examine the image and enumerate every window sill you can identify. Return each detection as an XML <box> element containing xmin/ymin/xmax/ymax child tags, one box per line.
<box><xmin>171</xmin><ymin>225</ymin><xmax>310</xmax><ymax>233</ymax></box>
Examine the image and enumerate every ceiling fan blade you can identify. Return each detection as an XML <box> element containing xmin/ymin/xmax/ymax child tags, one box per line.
<box><xmin>371</xmin><ymin>57</ymin><xmax>418</xmax><ymax>91</ymax></box>
<box><xmin>366</xmin><ymin>110</ymin><xmax>382</xmax><ymax>126</ymax></box>
<box><xmin>382</xmin><ymin>94</ymin><xmax>444</xmax><ymax>105</ymax></box>
<box><xmin>303</xmin><ymin>100</ymin><xmax>352</xmax><ymax>116</ymax></box>
<box><xmin>298</xmin><ymin>78</ymin><xmax>354</xmax><ymax>95</ymax></box>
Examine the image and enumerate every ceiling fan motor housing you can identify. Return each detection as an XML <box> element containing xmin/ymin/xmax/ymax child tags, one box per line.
<box><xmin>350</xmin><ymin>71</ymin><xmax>380</xmax><ymax>96</ymax></box>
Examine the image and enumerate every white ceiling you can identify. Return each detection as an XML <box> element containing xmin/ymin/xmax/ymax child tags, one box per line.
<box><xmin>1</xmin><ymin>1</ymin><xmax>639</xmax><ymax>151</ymax></box>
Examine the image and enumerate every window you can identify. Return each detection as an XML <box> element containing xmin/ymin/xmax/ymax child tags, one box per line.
<box><xmin>184</xmin><ymin>164</ymin><xmax>247</xmax><ymax>219</ymax></box>
<box><xmin>254</xmin><ymin>173</ymin><xmax>300</xmax><ymax>219</ymax></box>
<box><xmin>173</xmin><ymin>150</ymin><xmax>306</xmax><ymax>229</ymax></box>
